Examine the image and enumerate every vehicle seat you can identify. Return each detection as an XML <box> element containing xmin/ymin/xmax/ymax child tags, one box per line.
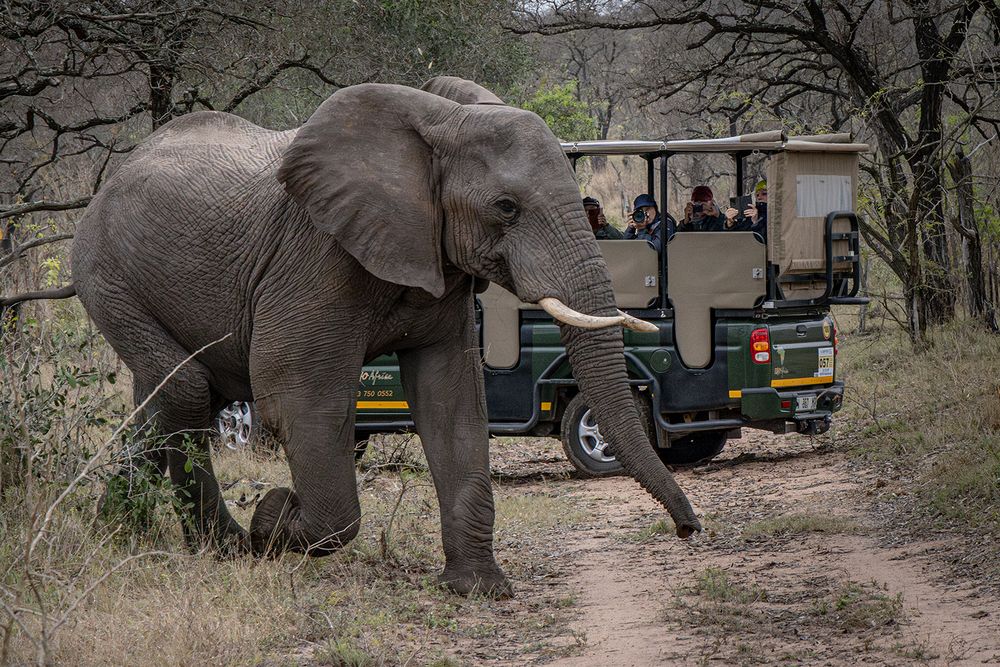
<box><xmin>667</xmin><ymin>232</ymin><xmax>766</xmax><ymax>368</ymax></box>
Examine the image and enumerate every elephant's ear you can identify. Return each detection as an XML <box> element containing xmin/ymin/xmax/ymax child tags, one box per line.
<box><xmin>277</xmin><ymin>84</ymin><xmax>461</xmax><ymax>298</ymax></box>
<box><xmin>421</xmin><ymin>76</ymin><xmax>505</xmax><ymax>105</ymax></box>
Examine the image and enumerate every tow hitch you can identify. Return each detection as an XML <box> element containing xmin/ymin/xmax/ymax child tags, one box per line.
<box><xmin>796</xmin><ymin>416</ymin><xmax>831</xmax><ymax>436</ymax></box>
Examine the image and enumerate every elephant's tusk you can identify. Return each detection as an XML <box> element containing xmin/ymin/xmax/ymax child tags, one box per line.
<box><xmin>538</xmin><ymin>299</ymin><xmax>660</xmax><ymax>333</ymax></box>
<box><xmin>538</xmin><ymin>297</ymin><xmax>626</xmax><ymax>330</ymax></box>
<box><xmin>538</xmin><ymin>297</ymin><xmax>623</xmax><ymax>329</ymax></box>
<box><xmin>617</xmin><ymin>310</ymin><xmax>659</xmax><ymax>333</ymax></box>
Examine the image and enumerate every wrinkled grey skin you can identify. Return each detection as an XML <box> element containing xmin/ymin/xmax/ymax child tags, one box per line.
<box><xmin>71</xmin><ymin>77</ymin><xmax>700</xmax><ymax>597</ymax></box>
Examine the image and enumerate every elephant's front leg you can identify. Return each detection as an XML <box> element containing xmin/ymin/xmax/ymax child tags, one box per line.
<box><xmin>398</xmin><ymin>311</ymin><xmax>512</xmax><ymax>598</ymax></box>
<box><xmin>248</xmin><ymin>356</ymin><xmax>364</xmax><ymax>557</ymax></box>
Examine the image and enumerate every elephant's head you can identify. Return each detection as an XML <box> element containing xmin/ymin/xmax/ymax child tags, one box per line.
<box><xmin>277</xmin><ymin>79</ymin><xmax>700</xmax><ymax>537</ymax></box>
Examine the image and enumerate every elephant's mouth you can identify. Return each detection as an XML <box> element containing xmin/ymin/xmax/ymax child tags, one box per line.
<box><xmin>537</xmin><ymin>297</ymin><xmax>657</xmax><ymax>333</ymax></box>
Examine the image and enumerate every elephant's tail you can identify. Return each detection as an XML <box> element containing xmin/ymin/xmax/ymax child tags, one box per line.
<box><xmin>0</xmin><ymin>283</ymin><xmax>77</xmax><ymax>309</ymax></box>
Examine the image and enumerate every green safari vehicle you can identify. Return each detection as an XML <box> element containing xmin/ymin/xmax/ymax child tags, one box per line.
<box><xmin>216</xmin><ymin>131</ymin><xmax>868</xmax><ymax>474</ymax></box>
<box><xmin>346</xmin><ymin>131</ymin><xmax>868</xmax><ymax>475</ymax></box>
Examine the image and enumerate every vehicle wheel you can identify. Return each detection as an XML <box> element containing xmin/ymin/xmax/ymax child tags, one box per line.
<box><xmin>656</xmin><ymin>431</ymin><xmax>726</xmax><ymax>466</ymax></box>
<box><xmin>559</xmin><ymin>393</ymin><xmax>625</xmax><ymax>477</ymax></box>
<box><xmin>215</xmin><ymin>401</ymin><xmax>254</xmax><ymax>451</ymax></box>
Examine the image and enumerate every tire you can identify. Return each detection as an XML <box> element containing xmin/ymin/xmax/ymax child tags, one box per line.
<box><xmin>656</xmin><ymin>431</ymin><xmax>726</xmax><ymax>466</ymax></box>
<box><xmin>214</xmin><ymin>401</ymin><xmax>255</xmax><ymax>450</ymax></box>
<box><xmin>560</xmin><ymin>393</ymin><xmax>625</xmax><ymax>477</ymax></box>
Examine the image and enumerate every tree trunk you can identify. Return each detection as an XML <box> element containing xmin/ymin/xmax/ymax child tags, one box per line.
<box><xmin>858</xmin><ymin>257</ymin><xmax>870</xmax><ymax>334</ymax></box>
<box><xmin>908</xmin><ymin>6</ymin><xmax>964</xmax><ymax>325</ymax></box>
<box><xmin>948</xmin><ymin>149</ymin><xmax>998</xmax><ymax>331</ymax></box>
<box><xmin>904</xmin><ymin>197</ymin><xmax>927</xmax><ymax>346</ymax></box>
<box><xmin>914</xmin><ymin>159</ymin><xmax>955</xmax><ymax>324</ymax></box>
<box><xmin>590</xmin><ymin>100</ymin><xmax>613</xmax><ymax>172</ymax></box>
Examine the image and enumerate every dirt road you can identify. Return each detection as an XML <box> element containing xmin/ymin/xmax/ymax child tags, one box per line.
<box><xmin>461</xmin><ymin>431</ymin><xmax>1000</xmax><ymax>666</ymax></box>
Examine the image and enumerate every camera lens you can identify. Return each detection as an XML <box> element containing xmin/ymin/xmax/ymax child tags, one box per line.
<box><xmin>632</xmin><ymin>209</ymin><xmax>646</xmax><ymax>222</ymax></box>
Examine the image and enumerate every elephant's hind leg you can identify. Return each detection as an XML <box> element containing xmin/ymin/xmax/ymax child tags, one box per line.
<box><xmin>96</xmin><ymin>382</ymin><xmax>170</xmax><ymax>523</ymax></box>
<box><xmin>140</xmin><ymin>361</ymin><xmax>246</xmax><ymax>553</ymax></box>
<box><xmin>91</xmin><ymin>298</ymin><xmax>247</xmax><ymax>552</ymax></box>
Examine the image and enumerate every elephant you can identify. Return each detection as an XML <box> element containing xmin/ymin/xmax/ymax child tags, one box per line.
<box><xmin>70</xmin><ymin>76</ymin><xmax>700</xmax><ymax>597</ymax></box>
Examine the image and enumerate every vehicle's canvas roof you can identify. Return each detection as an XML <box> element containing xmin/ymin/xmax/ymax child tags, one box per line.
<box><xmin>562</xmin><ymin>131</ymin><xmax>869</xmax><ymax>156</ymax></box>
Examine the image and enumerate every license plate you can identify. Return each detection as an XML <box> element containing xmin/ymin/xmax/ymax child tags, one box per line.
<box><xmin>816</xmin><ymin>347</ymin><xmax>835</xmax><ymax>377</ymax></box>
<box><xmin>796</xmin><ymin>395</ymin><xmax>817</xmax><ymax>411</ymax></box>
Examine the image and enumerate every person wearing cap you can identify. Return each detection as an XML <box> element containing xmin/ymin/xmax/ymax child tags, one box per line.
<box><xmin>679</xmin><ymin>185</ymin><xmax>736</xmax><ymax>232</ymax></box>
<box><xmin>625</xmin><ymin>193</ymin><xmax>672</xmax><ymax>252</ymax></box>
<box><xmin>583</xmin><ymin>196</ymin><xmax>624</xmax><ymax>240</ymax></box>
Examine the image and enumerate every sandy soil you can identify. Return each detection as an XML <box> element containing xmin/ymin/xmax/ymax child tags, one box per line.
<box><xmin>455</xmin><ymin>430</ymin><xmax>1000</xmax><ymax>666</ymax></box>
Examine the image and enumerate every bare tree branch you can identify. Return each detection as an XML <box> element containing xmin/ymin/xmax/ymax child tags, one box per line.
<box><xmin>0</xmin><ymin>198</ymin><xmax>92</xmax><ymax>221</ymax></box>
<box><xmin>0</xmin><ymin>284</ymin><xmax>76</xmax><ymax>308</ymax></box>
<box><xmin>0</xmin><ymin>233</ymin><xmax>74</xmax><ymax>270</ymax></box>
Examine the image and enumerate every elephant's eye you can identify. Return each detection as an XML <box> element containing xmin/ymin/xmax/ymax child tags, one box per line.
<box><xmin>495</xmin><ymin>198</ymin><xmax>519</xmax><ymax>222</ymax></box>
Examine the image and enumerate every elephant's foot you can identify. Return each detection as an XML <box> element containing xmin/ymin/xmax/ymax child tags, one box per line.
<box><xmin>438</xmin><ymin>563</ymin><xmax>514</xmax><ymax>599</ymax></box>
<box><xmin>250</xmin><ymin>487</ymin><xmax>300</xmax><ymax>556</ymax></box>
<box><xmin>250</xmin><ymin>487</ymin><xmax>358</xmax><ymax>557</ymax></box>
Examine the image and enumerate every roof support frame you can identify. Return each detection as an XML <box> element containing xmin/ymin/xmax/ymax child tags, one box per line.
<box><xmin>659</xmin><ymin>153</ymin><xmax>670</xmax><ymax>306</ymax></box>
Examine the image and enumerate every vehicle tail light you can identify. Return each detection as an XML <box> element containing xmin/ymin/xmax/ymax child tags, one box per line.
<box><xmin>833</xmin><ymin>323</ymin><xmax>839</xmax><ymax>356</ymax></box>
<box><xmin>780</xmin><ymin>399</ymin><xmax>791</xmax><ymax>410</ymax></box>
<box><xmin>751</xmin><ymin>327</ymin><xmax>770</xmax><ymax>364</ymax></box>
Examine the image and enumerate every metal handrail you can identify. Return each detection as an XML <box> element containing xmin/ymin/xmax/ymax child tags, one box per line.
<box><xmin>770</xmin><ymin>211</ymin><xmax>869</xmax><ymax>308</ymax></box>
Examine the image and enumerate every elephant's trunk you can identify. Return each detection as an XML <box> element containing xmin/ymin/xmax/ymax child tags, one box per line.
<box><xmin>560</xmin><ymin>321</ymin><xmax>701</xmax><ymax>537</ymax></box>
<box><xmin>528</xmin><ymin>228</ymin><xmax>700</xmax><ymax>537</ymax></box>
<box><xmin>506</xmin><ymin>210</ymin><xmax>699</xmax><ymax>536</ymax></box>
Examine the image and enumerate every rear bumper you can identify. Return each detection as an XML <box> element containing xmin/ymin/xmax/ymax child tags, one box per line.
<box><xmin>648</xmin><ymin>381</ymin><xmax>843</xmax><ymax>440</ymax></box>
<box><xmin>739</xmin><ymin>381</ymin><xmax>844</xmax><ymax>421</ymax></box>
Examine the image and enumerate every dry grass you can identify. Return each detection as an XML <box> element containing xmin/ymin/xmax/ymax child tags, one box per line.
<box><xmin>671</xmin><ymin>569</ymin><xmax>908</xmax><ymax>665</ymax></box>
<box><xmin>835</xmin><ymin>312</ymin><xmax>1000</xmax><ymax>535</ymax></box>
<box><xmin>1</xmin><ymin>427</ymin><xmax>586</xmax><ymax>665</ymax></box>
<box><xmin>627</xmin><ymin>518</ymin><xmax>676</xmax><ymax>543</ymax></box>
<box><xmin>743</xmin><ymin>512</ymin><xmax>859</xmax><ymax>540</ymax></box>
<box><xmin>690</xmin><ymin>567</ymin><xmax>767</xmax><ymax>605</ymax></box>
<box><xmin>1</xmin><ymin>438</ymin><xmax>440</xmax><ymax>665</ymax></box>
<box><xmin>0</xmin><ymin>312</ymin><xmax>585</xmax><ymax>665</ymax></box>
<box><xmin>809</xmin><ymin>580</ymin><xmax>904</xmax><ymax>633</ymax></box>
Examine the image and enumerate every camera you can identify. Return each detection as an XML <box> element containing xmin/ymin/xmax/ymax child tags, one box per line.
<box><xmin>730</xmin><ymin>195</ymin><xmax>753</xmax><ymax>211</ymax></box>
<box><xmin>692</xmin><ymin>202</ymin><xmax>704</xmax><ymax>214</ymax></box>
<box><xmin>631</xmin><ymin>208</ymin><xmax>647</xmax><ymax>223</ymax></box>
